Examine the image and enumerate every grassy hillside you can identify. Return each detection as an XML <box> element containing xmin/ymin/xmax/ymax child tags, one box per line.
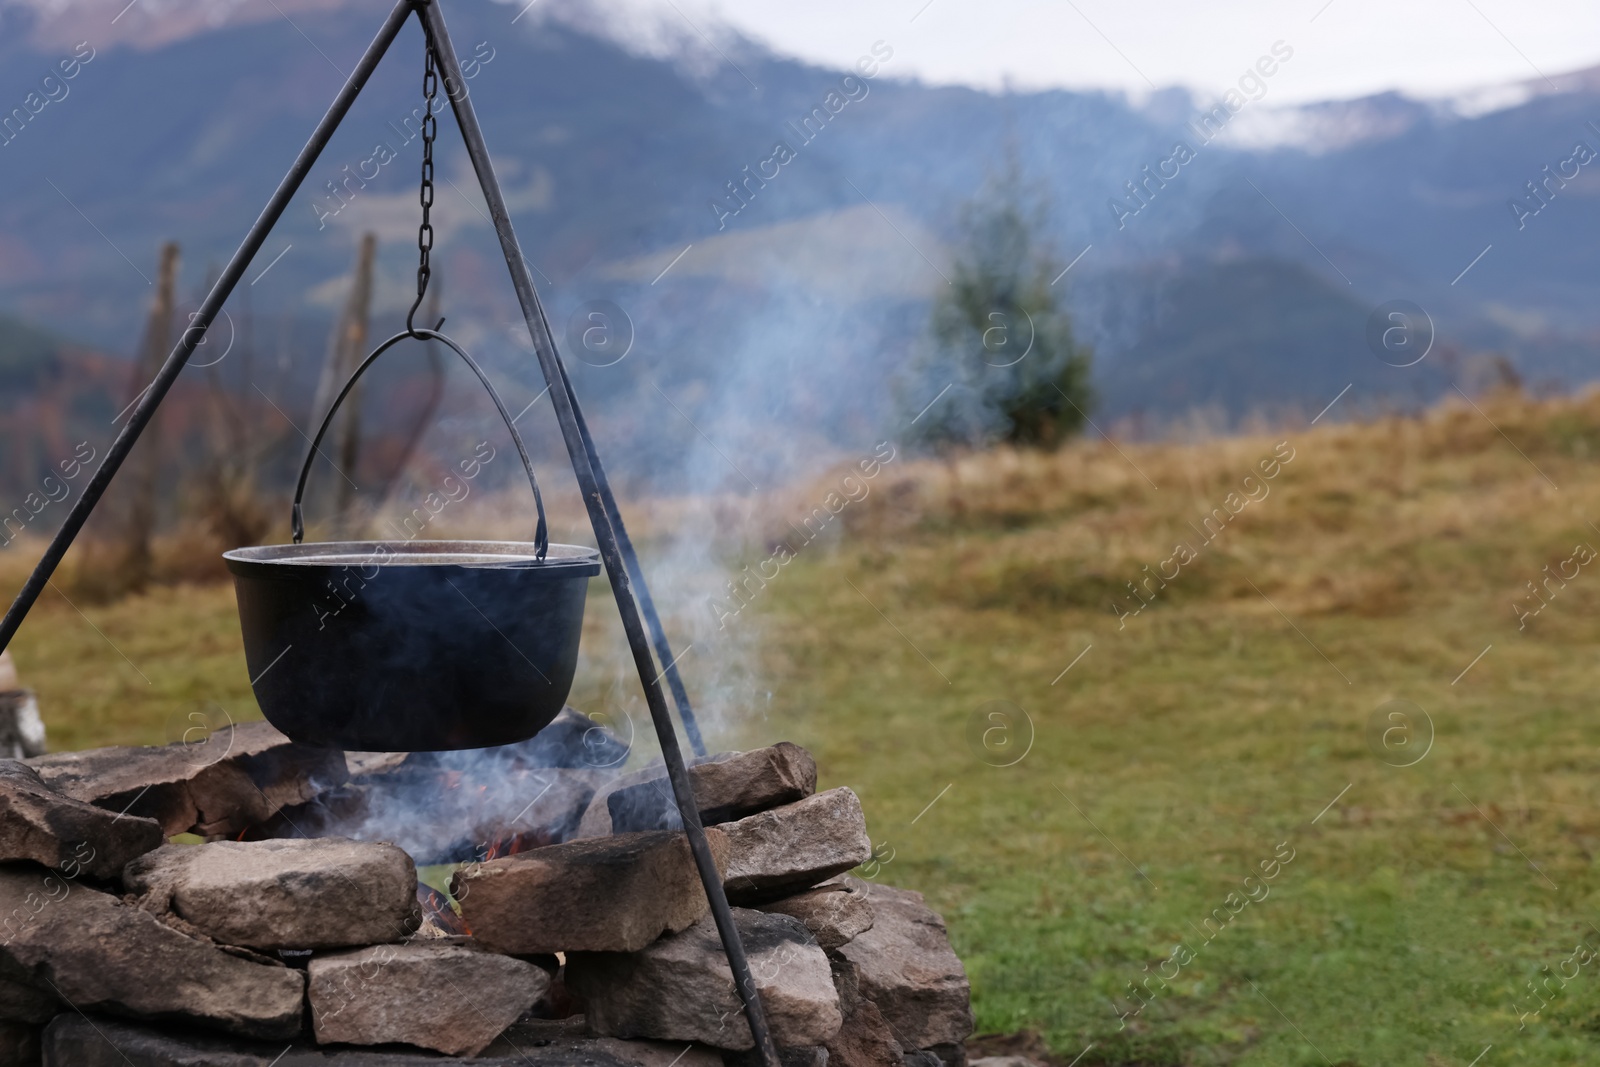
<box><xmin>7</xmin><ymin>389</ymin><xmax>1600</xmax><ymax>1064</ymax></box>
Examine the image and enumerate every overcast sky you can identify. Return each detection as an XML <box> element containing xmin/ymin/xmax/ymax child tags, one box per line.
<box><xmin>660</xmin><ymin>0</ymin><xmax>1600</xmax><ymax>105</ymax></box>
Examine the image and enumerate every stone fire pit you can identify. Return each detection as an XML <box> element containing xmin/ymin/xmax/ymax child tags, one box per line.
<box><xmin>0</xmin><ymin>712</ymin><xmax>975</xmax><ymax>1067</ymax></box>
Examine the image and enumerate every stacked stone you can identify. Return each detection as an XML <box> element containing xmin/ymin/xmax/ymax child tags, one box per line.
<box><xmin>0</xmin><ymin>717</ymin><xmax>973</xmax><ymax>1066</ymax></box>
<box><xmin>456</xmin><ymin>740</ymin><xmax>973</xmax><ymax>1066</ymax></box>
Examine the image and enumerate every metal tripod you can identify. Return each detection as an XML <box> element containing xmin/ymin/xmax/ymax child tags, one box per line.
<box><xmin>0</xmin><ymin>1</ymin><xmax>774</xmax><ymax>1061</ymax></box>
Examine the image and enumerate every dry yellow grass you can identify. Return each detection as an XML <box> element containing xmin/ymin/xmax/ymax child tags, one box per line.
<box><xmin>819</xmin><ymin>387</ymin><xmax>1596</xmax><ymax>628</ymax></box>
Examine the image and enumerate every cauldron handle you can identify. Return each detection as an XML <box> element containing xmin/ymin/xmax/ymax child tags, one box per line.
<box><xmin>290</xmin><ymin>326</ymin><xmax>549</xmax><ymax>560</ymax></box>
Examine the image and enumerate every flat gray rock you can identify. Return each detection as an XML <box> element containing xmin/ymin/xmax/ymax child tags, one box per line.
<box><xmin>308</xmin><ymin>940</ymin><xmax>549</xmax><ymax>1056</ymax></box>
<box><xmin>825</xmin><ymin>997</ymin><xmax>906</xmax><ymax>1067</ymax></box>
<box><xmin>0</xmin><ymin>759</ymin><xmax>162</xmax><ymax>880</ymax></box>
<box><xmin>453</xmin><ymin>828</ymin><xmax>728</xmax><ymax>954</ymax></box>
<box><xmin>0</xmin><ymin>862</ymin><xmax>304</xmax><ymax>1040</ymax></box>
<box><xmin>573</xmin><ymin>753</ymin><xmax>738</xmax><ymax>839</ymax></box>
<box><xmin>836</xmin><ymin>879</ymin><xmax>973</xmax><ymax>1051</ymax></box>
<box><xmin>721</xmin><ymin>788</ymin><xmax>872</xmax><ymax>904</ymax></box>
<box><xmin>757</xmin><ymin>878</ymin><xmax>874</xmax><ymax>950</ymax></box>
<box><xmin>606</xmin><ymin>743</ymin><xmax>818</xmax><ymax>832</ymax></box>
<box><xmin>28</xmin><ymin>721</ymin><xmax>347</xmax><ymax>837</ymax></box>
<box><xmin>125</xmin><ymin>837</ymin><xmax>419</xmax><ymax>950</ymax></box>
<box><xmin>42</xmin><ymin>1014</ymin><xmax>721</xmax><ymax>1066</ymax></box>
<box><xmin>825</xmin><ymin>948</ymin><xmax>906</xmax><ymax>1065</ymax></box>
<box><xmin>567</xmin><ymin>908</ymin><xmax>842</xmax><ymax>1050</ymax></box>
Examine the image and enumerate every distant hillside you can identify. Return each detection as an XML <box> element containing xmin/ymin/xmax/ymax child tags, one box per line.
<box><xmin>0</xmin><ymin>0</ymin><xmax>1594</xmax><ymax>487</ymax></box>
<box><xmin>1097</xmin><ymin>259</ymin><xmax>1453</xmax><ymax>423</ymax></box>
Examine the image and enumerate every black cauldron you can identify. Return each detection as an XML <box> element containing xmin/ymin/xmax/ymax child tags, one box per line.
<box><xmin>224</xmin><ymin>540</ymin><xmax>599</xmax><ymax>751</ymax></box>
<box><xmin>226</xmin><ymin>327</ymin><xmax>601</xmax><ymax>751</ymax></box>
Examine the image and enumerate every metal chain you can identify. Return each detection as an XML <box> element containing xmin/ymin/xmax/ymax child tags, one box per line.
<box><xmin>408</xmin><ymin>30</ymin><xmax>439</xmax><ymax>335</ymax></box>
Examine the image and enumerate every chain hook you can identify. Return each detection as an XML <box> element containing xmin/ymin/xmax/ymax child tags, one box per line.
<box><xmin>406</xmin><ymin>23</ymin><xmax>439</xmax><ymax>338</ymax></box>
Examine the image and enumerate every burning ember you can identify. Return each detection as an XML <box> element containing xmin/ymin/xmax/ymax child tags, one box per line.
<box><xmin>416</xmin><ymin>882</ymin><xmax>470</xmax><ymax>937</ymax></box>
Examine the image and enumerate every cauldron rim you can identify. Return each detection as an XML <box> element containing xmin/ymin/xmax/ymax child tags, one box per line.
<box><xmin>223</xmin><ymin>539</ymin><xmax>602</xmax><ymax>575</ymax></box>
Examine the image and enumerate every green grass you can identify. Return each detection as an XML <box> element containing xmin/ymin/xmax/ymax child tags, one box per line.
<box><xmin>755</xmin><ymin>552</ymin><xmax>1600</xmax><ymax>1065</ymax></box>
<box><xmin>3</xmin><ymin>581</ymin><xmax>259</xmax><ymax>752</ymax></box>
<box><xmin>8</xmin><ymin>391</ymin><xmax>1600</xmax><ymax>1064</ymax></box>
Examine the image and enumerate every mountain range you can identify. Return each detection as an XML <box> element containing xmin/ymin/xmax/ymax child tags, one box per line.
<box><xmin>0</xmin><ymin>0</ymin><xmax>1596</xmax><ymax>497</ymax></box>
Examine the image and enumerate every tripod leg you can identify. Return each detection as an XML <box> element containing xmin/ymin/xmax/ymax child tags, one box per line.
<box><xmin>0</xmin><ymin>0</ymin><xmax>416</xmax><ymax>654</ymax></box>
<box><xmin>418</xmin><ymin>4</ymin><xmax>781</xmax><ymax>1064</ymax></box>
